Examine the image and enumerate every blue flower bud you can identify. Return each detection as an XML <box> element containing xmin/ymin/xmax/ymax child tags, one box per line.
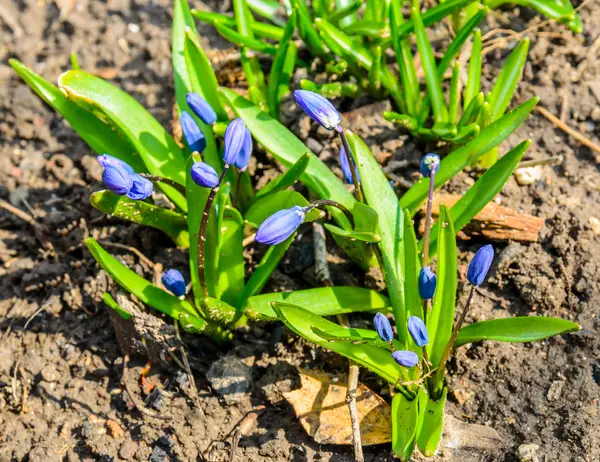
<box><xmin>127</xmin><ymin>174</ymin><xmax>153</xmax><ymax>200</ymax></box>
<box><xmin>407</xmin><ymin>316</ymin><xmax>429</xmax><ymax>347</ymax></box>
<box><xmin>373</xmin><ymin>313</ymin><xmax>393</xmax><ymax>342</ymax></box>
<box><xmin>233</xmin><ymin>126</ymin><xmax>253</xmax><ymax>171</ymax></box>
<box><xmin>392</xmin><ymin>350</ymin><xmax>419</xmax><ymax>368</ymax></box>
<box><xmin>255</xmin><ymin>206</ymin><xmax>305</xmax><ymax>245</ymax></box>
<box><xmin>180</xmin><ymin>111</ymin><xmax>206</xmax><ymax>153</ymax></box>
<box><xmin>293</xmin><ymin>90</ymin><xmax>342</xmax><ymax>131</ymax></box>
<box><xmin>186</xmin><ymin>92</ymin><xmax>217</xmax><ymax>125</ymax></box>
<box><xmin>418</xmin><ymin>267</ymin><xmax>437</xmax><ymax>300</ymax></box>
<box><xmin>162</xmin><ymin>269</ymin><xmax>186</xmax><ymax>297</ymax></box>
<box><xmin>339</xmin><ymin>147</ymin><xmax>359</xmax><ymax>184</ymax></box>
<box><xmin>223</xmin><ymin>118</ymin><xmax>248</xmax><ymax>166</ymax></box>
<box><xmin>97</xmin><ymin>154</ymin><xmax>135</xmax><ymax>174</ymax></box>
<box><xmin>190</xmin><ymin>162</ymin><xmax>219</xmax><ymax>188</ymax></box>
<box><xmin>420</xmin><ymin>153</ymin><xmax>440</xmax><ymax>177</ymax></box>
<box><xmin>102</xmin><ymin>165</ymin><xmax>133</xmax><ymax>195</ymax></box>
<box><xmin>467</xmin><ymin>244</ymin><xmax>494</xmax><ymax>286</ymax></box>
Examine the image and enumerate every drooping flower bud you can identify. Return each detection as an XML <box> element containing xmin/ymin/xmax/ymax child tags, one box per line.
<box><xmin>233</xmin><ymin>127</ymin><xmax>253</xmax><ymax>171</ymax></box>
<box><xmin>223</xmin><ymin>118</ymin><xmax>248</xmax><ymax>166</ymax></box>
<box><xmin>190</xmin><ymin>162</ymin><xmax>219</xmax><ymax>188</ymax></box>
<box><xmin>127</xmin><ymin>174</ymin><xmax>153</xmax><ymax>200</ymax></box>
<box><xmin>186</xmin><ymin>92</ymin><xmax>217</xmax><ymax>125</ymax></box>
<box><xmin>418</xmin><ymin>267</ymin><xmax>437</xmax><ymax>300</ymax></box>
<box><xmin>420</xmin><ymin>153</ymin><xmax>440</xmax><ymax>178</ymax></box>
<box><xmin>180</xmin><ymin>111</ymin><xmax>206</xmax><ymax>153</ymax></box>
<box><xmin>339</xmin><ymin>147</ymin><xmax>359</xmax><ymax>184</ymax></box>
<box><xmin>373</xmin><ymin>313</ymin><xmax>393</xmax><ymax>342</ymax></box>
<box><xmin>293</xmin><ymin>90</ymin><xmax>342</xmax><ymax>131</ymax></box>
<box><xmin>255</xmin><ymin>206</ymin><xmax>305</xmax><ymax>245</ymax></box>
<box><xmin>467</xmin><ymin>244</ymin><xmax>494</xmax><ymax>286</ymax></box>
<box><xmin>162</xmin><ymin>269</ymin><xmax>186</xmax><ymax>297</ymax></box>
<box><xmin>407</xmin><ymin>316</ymin><xmax>429</xmax><ymax>347</ymax></box>
<box><xmin>97</xmin><ymin>154</ymin><xmax>135</xmax><ymax>174</ymax></box>
<box><xmin>102</xmin><ymin>165</ymin><xmax>133</xmax><ymax>195</ymax></box>
<box><xmin>392</xmin><ymin>350</ymin><xmax>419</xmax><ymax>368</ymax></box>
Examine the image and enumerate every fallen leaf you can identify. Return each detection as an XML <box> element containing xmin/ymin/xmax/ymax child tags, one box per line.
<box><xmin>282</xmin><ymin>369</ymin><xmax>391</xmax><ymax>445</ymax></box>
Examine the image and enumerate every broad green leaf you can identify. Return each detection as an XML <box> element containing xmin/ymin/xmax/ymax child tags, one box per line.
<box><xmin>244</xmin><ymin>190</ymin><xmax>323</xmax><ymax>228</ymax></box>
<box><xmin>191</xmin><ymin>9</ymin><xmax>285</xmax><ymax>40</ymax></box>
<box><xmin>486</xmin><ymin>38</ymin><xmax>530</xmax><ymax>122</ymax></box>
<box><xmin>214</xmin><ymin>21</ymin><xmax>278</xmax><ymax>55</ymax></box>
<box><xmin>323</xmin><ymin>224</ymin><xmax>381</xmax><ymax>243</ymax></box>
<box><xmin>267</xmin><ymin>12</ymin><xmax>296</xmax><ymax>120</ymax></box>
<box><xmin>247</xmin><ymin>286</ymin><xmax>391</xmax><ymax>319</ymax></box>
<box><xmin>90</xmin><ymin>191</ymin><xmax>189</xmax><ymax>248</ymax></box>
<box><xmin>455</xmin><ymin>316</ymin><xmax>581</xmax><ymax>347</ymax></box>
<box><xmin>427</xmin><ymin>205</ymin><xmax>457</xmax><ymax>366</ymax></box>
<box><xmin>9</xmin><ymin>59</ymin><xmax>145</xmax><ymax>173</ymax></box>
<box><xmin>392</xmin><ymin>393</ymin><xmax>419</xmax><ymax>461</ymax></box>
<box><xmin>464</xmin><ymin>29</ymin><xmax>482</xmax><ymax>109</ymax></box>
<box><xmin>425</xmin><ymin>140</ymin><xmax>531</xmax><ymax>257</ymax></box>
<box><xmin>103</xmin><ymin>292</ymin><xmax>132</xmax><ymax>320</ymax></box>
<box><xmin>486</xmin><ymin>0</ymin><xmax>581</xmax><ymax>33</ymax></box>
<box><xmin>403</xmin><ymin>211</ymin><xmax>422</xmax><ymax>321</ymax></box>
<box><xmin>353</xmin><ymin>202</ymin><xmax>379</xmax><ymax>234</ymax></box>
<box><xmin>256</xmin><ymin>152</ymin><xmax>310</xmax><ymax>199</ymax></box>
<box><xmin>400</xmin><ymin>97</ymin><xmax>539</xmax><ymax>213</ymax></box>
<box><xmin>311</xmin><ymin>325</ymin><xmax>402</xmax><ymax>351</ymax></box>
<box><xmin>349</xmin><ymin>132</ymin><xmax>407</xmax><ymax>344</ymax></box>
<box><xmin>272</xmin><ymin>302</ymin><xmax>405</xmax><ymax>383</ymax></box>
<box><xmin>216</xmin><ymin>207</ymin><xmax>245</xmax><ymax>306</ymax></box>
<box><xmin>58</xmin><ymin>70</ymin><xmax>188</xmax><ymax>211</ymax></box>
<box><xmin>85</xmin><ymin>238</ymin><xmax>207</xmax><ymax>330</ymax></box>
<box><xmin>416</xmin><ymin>387</ymin><xmax>447</xmax><ymax>456</ymax></box>
<box><xmin>450</xmin><ymin>123</ymin><xmax>480</xmax><ymax>144</ymax></box>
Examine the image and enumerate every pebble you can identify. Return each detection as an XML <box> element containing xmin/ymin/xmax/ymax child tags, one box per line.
<box><xmin>515</xmin><ymin>166</ymin><xmax>543</xmax><ymax>185</ymax></box>
<box><xmin>149</xmin><ymin>446</ymin><xmax>169</xmax><ymax>462</ymax></box>
<box><xmin>517</xmin><ymin>443</ymin><xmax>540</xmax><ymax>462</ymax></box>
<box><xmin>547</xmin><ymin>380</ymin><xmax>564</xmax><ymax>401</ymax></box>
<box><xmin>206</xmin><ymin>355</ymin><xmax>252</xmax><ymax>404</ymax></box>
<box><xmin>589</xmin><ymin>217</ymin><xmax>600</xmax><ymax>235</ymax></box>
<box><xmin>119</xmin><ymin>439</ymin><xmax>138</xmax><ymax>460</ymax></box>
<box><xmin>40</xmin><ymin>365</ymin><xmax>61</xmax><ymax>382</ymax></box>
<box><xmin>306</xmin><ymin>137</ymin><xmax>323</xmax><ymax>154</ymax></box>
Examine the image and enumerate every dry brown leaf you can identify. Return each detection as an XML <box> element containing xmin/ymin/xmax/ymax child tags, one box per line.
<box><xmin>282</xmin><ymin>369</ymin><xmax>391</xmax><ymax>445</ymax></box>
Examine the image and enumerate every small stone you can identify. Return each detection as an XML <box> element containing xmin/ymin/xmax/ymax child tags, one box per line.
<box><xmin>514</xmin><ymin>166</ymin><xmax>543</xmax><ymax>185</ymax></box>
<box><xmin>145</xmin><ymin>388</ymin><xmax>164</xmax><ymax>411</ymax></box>
<box><xmin>306</xmin><ymin>137</ymin><xmax>323</xmax><ymax>154</ymax></box>
<box><xmin>547</xmin><ymin>380</ymin><xmax>564</xmax><ymax>401</ymax></box>
<box><xmin>40</xmin><ymin>365</ymin><xmax>61</xmax><ymax>382</ymax></box>
<box><xmin>517</xmin><ymin>443</ymin><xmax>540</xmax><ymax>462</ymax></box>
<box><xmin>206</xmin><ymin>355</ymin><xmax>252</xmax><ymax>404</ymax></box>
<box><xmin>119</xmin><ymin>439</ymin><xmax>138</xmax><ymax>460</ymax></box>
<box><xmin>589</xmin><ymin>217</ymin><xmax>600</xmax><ymax>235</ymax></box>
<box><xmin>106</xmin><ymin>419</ymin><xmax>125</xmax><ymax>439</ymax></box>
<box><xmin>453</xmin><ymin>389</ymin><xmax>473</xmax><ymax>405</ymax></box>
<box><xmin>149</xmin><ymin>446</ymin><xmax>169</xmax><ymax>462</ymax></box>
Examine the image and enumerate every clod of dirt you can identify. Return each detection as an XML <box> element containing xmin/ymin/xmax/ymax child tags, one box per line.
<box><xmin>517</xmin><ymin>443</ymin><xmax>541</xmax><ymax>461</ymax></box>
<box><xmin>206</xmin><ymin>355</ymin><xmax>252</xmax><ymax>404</ymax></box>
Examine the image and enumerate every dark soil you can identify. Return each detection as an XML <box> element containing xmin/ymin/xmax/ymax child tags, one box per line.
<box><xmin>1</xmin><ymin>0</ymin><xmax>599</xmax><ymax>460</ymax></box>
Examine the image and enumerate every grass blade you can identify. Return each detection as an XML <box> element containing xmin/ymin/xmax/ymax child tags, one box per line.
<box><xmin>267</xmin><ymin>12</ymin><xmax>296</xmax><ymax>119</ymax></box>
<box><xmin>191</xmin><ymin>9</ymin><xmax>285</xmax><ymax>40</ymax></box>
<box><xmin>464</xmin><ymin>28</ymin><xmax>482</xmax><ymax>109</ymax></box>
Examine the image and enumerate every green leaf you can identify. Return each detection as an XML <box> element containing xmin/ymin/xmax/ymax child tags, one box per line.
<box><xmin>216</xmin><ymin>207</ymin><xmax>245</xmax><ymax>306</ymax></box>
<box><xmin>455</xmin><ymin>316</ymin><xmax>581</xmax><ymax>347</ymax></box>
<box><xmin>310</xmin><ymin>324</ymin><xmax>404</xmax><ymax>352</ymax></box>
<box><xmin>448</xmin><ymin>62</ymin><xmax>461</xmax><ymax>126</ymax></box>
<box><xmin>300</xmin><ymin>79</ymin><xmax>360</xmax><ymax>98</ymax></box>
<box><xmin>257</xmin><ymin>152</ymin><xmax>310</xmax><ymax>199</ymax></box>
<box><xmin>89</xmin><ymin>191</ymin><xmax>189</xmax><ymax>248</ymax></box>
<box><xmin>349</xmin><ymin>132</ymin><xmax>407</xmax><ymax>344</ymax></box>
<box><xmin>383</xmin><ymin>112</ymin><xmax>419</xmax><ymax>131</ymax></box>
<box><xmin>267</xmin><ymin>12</ymin><xmax>297</xmax><ymax>120</ymax></box>
<box><xmin>191</xmin><ymin>9</ymin><xmax>285</xmax><ymax>40</ymax></box>
<box><xmin>486</xmin><ymin>38</ymin><xmax>530</xmax><ymax>122</ymax></box>
<box><xmin>103</xmin><ymin>292</ymin><xmax>132</xmax><ymax>320</ymax></box>
<box><xmin>352</xmin><ymin>202</ymin><xmax>379</xmax><ymax>234</ymax></box>
<box><xmin>279</xmin><ymin>41</ymin><xmax>298</xmax><ymax>100</ymax></box>
<box><xmin>459</xmin><ymin>91</ymin><xmax>485</xmax><ymax>128</ymax></box>
<box><xmin>400</xmin><ymin>97</ymin><xmax>539</xmax><ymax>213</ymax></box>
<box><xmin>323</xmin><ymin>224</ymin><xmax>381</xmax><ymax>243</ymax></box>
<box><xmin>290</xmin><ymin>0</ymin><xmax>329</xmax><ymax>58</ymax></box>
<box><xmin>416</xmin><ymin>388</ymin><xmax>447</xmax><ymax>456</ymax></box>
<box><xmin>328</xmin><ymin>0</ymin><xmax>363</xmax><ymax>25</ymax></box>
<box><xmin>486</xmin><ymin>0</ymin><xmax>582</xmax><ymax>34</ymax></box>
<box><xmin>244</xmin><ymin>190</ymin><xmax>323</xmax><ymax>228</ymax></box>
<box><xmin>426</xmin><ymin>205</ymin><xmax>457</xmax><ymax>366</ymax></box>
<box><xmin>392</xmin><ymin>393</ymin><xmax>419</xmax><ymax>460</ymax></box>
<box><xmin>272</xmin><ymin>302</ymin><xmax>405</xmax><ymax>384</ymax></box>
<box><xmin>9</xmin><ymin>59</ymin><xmax>145</xmax><ymax>173</ymax></box>
<box><xmin>247</xmin><ymin>0</ymin><xmax>285</xmax><ymax>24</ymax></box>
<box><xmin>58</xmin><ymin>70</ymin><xmax>188</xmax><ymax>211</ymax></box>
<box><xmin>214</xmin><ymin>21</ymin><xmax>278</xmax><ymax>55</ymax></box>
<box><xmin>247</xmin><ymin>286</ymin><xmax>391</xmax><ymax>319</ymax></box>
<box><xmin>403</xmin><ymin>211</ymin><xmax>422</xmax><ymax>321</ymax></box>
<box><xmin>426</xmin><ymin>140</ymin><xmax>531</xmax><ymax>257</ymax></box>
<box><xmin>464</xmin><ymin>28</ymin><xmax>482</xmax><ymax>109</ymax></box>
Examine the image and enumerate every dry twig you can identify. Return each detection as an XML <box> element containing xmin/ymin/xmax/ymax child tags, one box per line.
<box><xmin>536</xmin><ymin>106</ymin><xmax>600</xmax><ymax>155</ymax></box>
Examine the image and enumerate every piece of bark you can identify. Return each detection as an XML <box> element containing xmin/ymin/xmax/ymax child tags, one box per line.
<box><xmin>418</xmin><ymin>193</ymin><xmax>544</xmax><ymax>242</ymax></box>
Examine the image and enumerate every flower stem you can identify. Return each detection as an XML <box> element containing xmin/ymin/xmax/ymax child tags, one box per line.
<box><xmin>421</xmin><ymin>170</ymin><xmax>436</xmax><ymax>267</ymax></box>
<box><xmin>197</xmin><ymin>167</ymin><xmax>228</xmax><ymax>301</ymax></box>
<box><xmin>138</xmin><ymin>174</ymin><xmax>187</xmax><ymax>196</ymax></box>
<box><xmin>306</xmin><ymin>199</ymin><xmax>355</xmax><ymax>227</ymax></box>
<box><xmin>338</xmin><ymin>129</ymin><xmax>365</xmax><ymax>203</ymax></box>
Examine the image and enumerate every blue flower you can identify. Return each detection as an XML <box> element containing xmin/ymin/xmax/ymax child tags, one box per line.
<box><xmin>127</xmin><ymin>174</ymin><xmax>153</xmax><ymax>200</ymax></box>
<box><xmin>190</xmin><ymin>162</ymin><xmax>219</xmax><ymax>188</ymax></box>
<box><xmin>418</xmin><ymin>267</ymin><xmax>437</xmax><ymax>300</ymax></box>
<box><xmin>223</xmin><ymin>118</ymin><xmax>248</xmax><ymax>166</ymax></box>
<box><xmin>102</xmin><ymin>165</ymin><xmax>133</xmax><ymax>195</ymax></box>
<box><xmin>407</xmin><ymin>316</ymin><xmax>429</xmax><ymax>347</ymax></box>
<box><xmin>180</xmin><ymin>111</ymin><xmax>206</xmax><ymax>153</ymax></box>
<box><xmin>373</xmin><ymin>312</ymin><xmax>393</xmax><ymax>342</ymax></box>
<box><xmin>162</xmin><ymin>269</ymin><xmax>186</xmax><ymax>297</ymax></box>
<box><xmin>97</xmin><ymin>154</ymin><xmax>135</xmax><ymax>174</ymax></box>
<box><xmin>186</xmin><ymin>92</ymin><xmax>217</xmax><ymax>125</ymax></box>
<box><xmin>467</xmin><ymin>244</ymin><xmax>494</xmax><ymax>286</ymax></box>
<box><xmin>294</xmin><ymin>90</ymin><xmax>342</xmax><ymax>131</ymax></box>
<box><xmin>392</xmin><ymin>350</ymin><xmax>419</xmax><ymax>368</ymax></box>
<box><xmin>340</xmin><ymin>147</ymin><xmax>359</xmax><ymax>184</ymax></box>
<box><xmin>233</xmin><ymin>126</ymin><xmax>253</xmax><ymax>171</ymax></box>
<box><xmin>420</xmin><ymin>153</ymin><xmax>440</xmax><ymax>177</ymax></box>
<box><xmin>255</xmin><ymin>206</ymin><xmax>305</xmax><ymax>245</ymax></box>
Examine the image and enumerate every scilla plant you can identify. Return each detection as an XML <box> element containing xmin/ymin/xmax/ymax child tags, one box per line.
<box><xmin>248</xmin><ymin>93</ymin><xmax>580</xmax><ymax>459</ymax></box>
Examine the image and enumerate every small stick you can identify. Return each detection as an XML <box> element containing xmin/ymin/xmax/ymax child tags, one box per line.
<box><xmin>0</xmin><ymin>199</ymin><xmax>54</xmax><ymax>255</ymax></box>
<box><xmin>174</xmin><ymin>320</ymin><xmax>203</xmax><ymax>412</ymax></box>
<box><xmin>536</xmin><ymin>105</ymin><xmax>600</xmax><ymax>154</ymax></box>
<box><xmin>560</xmin><ymin>92</ymin><xmax>569</xmax><ymax>123</ymax></box>
<box><xmin>518</xmin><ymin>155</ymin><xmax>564</xmax><ymax>169</ymax></box>
<box><xmin>138</xmin><ymin>174</ymin><xmax>187</xmax><ymax>196</ymax></box>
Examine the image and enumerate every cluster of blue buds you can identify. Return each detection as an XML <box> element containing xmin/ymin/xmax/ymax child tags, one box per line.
<box><xmin>98</xmin><ymin>154</ymin><xmax>153</xmax><ymax>200</ymax></box>
<box><xmin>255</xmin><ymin>206</ymin><xmax>306</xmax><ymax>245</ymax></box>
<box><xmin>418</xmin><ymin>267</ymin><xmax>437</xmax><ymax>300</ymax></box>
<box><xmin>294</xmin><ymin>90</ymin><xmax>342</xmax><ymax>132</ymax></box>
<box><xmin>420</xmin><ymin>153</ymin><xmax>440</xmax><ymax>177</ymax></box>
<box><xmin>162</xmin><ymin>269</ymin><xmax>186</xmax><ymax>298</ymax></box>
<box><xmin>339</xmin><ymin>147</ymin><xmax>359</xmax><ymax>185</ymax></box>
<box><xmin>467</xmin><ymin>244</ymin><xmax>494</xmax><ymax>286</ymax></box>
<box><xmin>373</xmin><ymin>313</ymin><xmax>429</xmax><ymax>368</ymax></box>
